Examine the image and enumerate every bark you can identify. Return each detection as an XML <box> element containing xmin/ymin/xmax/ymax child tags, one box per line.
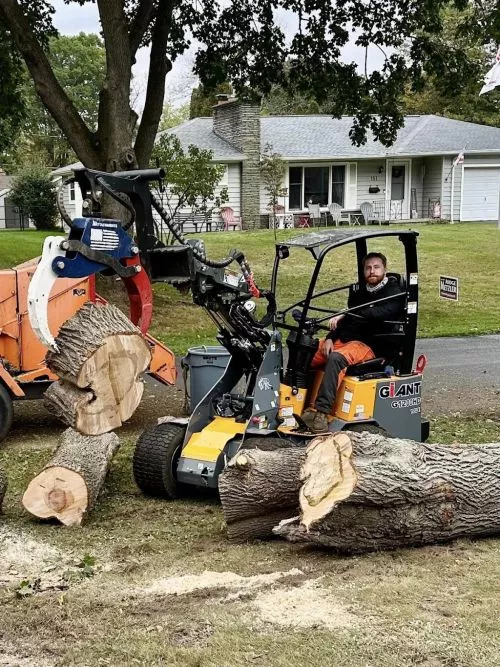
<box><xmin>22</xmin><ymin>428</ymin><xmax>120</xmax><ymax>526</ymax></box>
<box><xmin>272</xmin><ymin>432</ymin><xmax>500</xmax><ymax>553</ymax></box>
<box><xmin>0</xmin><ymin>468</ymin><xmax>7</xmax><ymax>511</ymax></box>
<box><xmin>44</xmin><ymin>302</ymin><xmax>151</xmax><ymax>435</ymax></box>
<box><xmin>219</xmin><ymin>445</ymin><xmax>306</xmax><ymax>541</ymax></box>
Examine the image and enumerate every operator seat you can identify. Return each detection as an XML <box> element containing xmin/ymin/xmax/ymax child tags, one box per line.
<box><xmin>345</xmin><ymin>272</ymin><xmax>407</xmax><ymax>378</ymax></box>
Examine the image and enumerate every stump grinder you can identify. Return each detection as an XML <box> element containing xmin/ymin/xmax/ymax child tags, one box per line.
<box><xmin>26</xmin><ymin>166</ymin><xmax>428</xmax><ymax>499</ymax></box>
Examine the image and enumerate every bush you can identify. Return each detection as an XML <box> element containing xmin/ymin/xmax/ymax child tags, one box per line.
<box><xmin>10</xmin><ymin>167</ymin><xmax>58</xmax><ymax>229</ymax></box>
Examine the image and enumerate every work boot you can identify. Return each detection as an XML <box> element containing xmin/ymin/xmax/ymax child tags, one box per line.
<box><xmin>310</xmin><ymin>411</ymin><xmax>329</xmax><ymax>434</ymax></box>
<box><xmin>301</xmin><ymin>408</ymin><xmax>317</xmax><ymax>430</ymax></box>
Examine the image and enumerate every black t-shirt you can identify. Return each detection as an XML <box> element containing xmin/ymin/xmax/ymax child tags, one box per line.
<box><xmin>327</xmin><ymin>276</ymin><xmax>405</xmax><ymax>351</ymax></box>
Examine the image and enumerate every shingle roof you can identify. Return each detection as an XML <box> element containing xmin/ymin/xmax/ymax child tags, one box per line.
<box><xmin>163</xmin><ymin>118</ymin><xmax>245</xmax><ymax>160</ymax></box>
<box><xmin>168</xmin><ymin>114</ymin><xmax>500</xmax><ymax>161</ymax></box>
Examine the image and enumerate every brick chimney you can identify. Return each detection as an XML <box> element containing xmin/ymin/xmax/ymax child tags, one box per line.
<box><xmin>213</xmin><ymin>97</ymin><xmax>261</xmax><ymax>229</ymax></box>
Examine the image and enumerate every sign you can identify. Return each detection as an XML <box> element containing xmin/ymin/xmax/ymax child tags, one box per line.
<box><xmin>439</xmin><ymin>276</ymin><xmax>459</xmax><ymax>301</ymax></box>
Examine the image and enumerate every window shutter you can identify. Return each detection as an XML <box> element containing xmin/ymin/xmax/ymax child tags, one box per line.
<box><xmin>346</xmin><ymin>163</ymin><xmax>357</xmax><ymax>208</ymax></box>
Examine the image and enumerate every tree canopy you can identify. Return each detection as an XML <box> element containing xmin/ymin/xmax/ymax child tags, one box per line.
<box><xmin>1</xmin><ymin>0</ymin><xmax>499</xmax><ymax>175</ymax></box>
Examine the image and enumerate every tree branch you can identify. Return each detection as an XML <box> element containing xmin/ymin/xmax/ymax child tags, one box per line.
<box><xmin>129</xmin><ymin>0</ymin><xmax>156</xmax><ymax>59</ymax></box>
<box><xmin>0</xmin><ymin>0</ymin><xmax>101</xmax><ymax>167</ymax></box>
<box><xmin>134</xmin><ymin>0</ymin><xmax>175</xmax><ymax>167</ymax></box>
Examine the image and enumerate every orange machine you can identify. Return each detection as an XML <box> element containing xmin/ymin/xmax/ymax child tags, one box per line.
<box><xmin>0</xmin><ymin>257</ymin><xmax>176</xmax><ymax>443</ymax></box>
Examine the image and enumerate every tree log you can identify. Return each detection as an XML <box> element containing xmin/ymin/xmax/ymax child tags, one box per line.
<box><xmin>271</xmin><ymin>432</ymin><xmax>500</xmax><ymax>552</ymax></box>
<box><xmin>0</xmin><ymin>468</ymin><xmax>7</xmax><ymax>510</ymax></box>
<box><xmin>44</xmin><ymin>302</ymin><xmax>151</xmax><ymax>435</ymax></box>
<box><xmin>22</xmin><ymin>428</ymin><xmax>120</xmax><ymax>526</ymax></box>
<box><xmin>219</xmin><ymin>441</ymin><xmax>306</xmax><ymax>541</ymax></box>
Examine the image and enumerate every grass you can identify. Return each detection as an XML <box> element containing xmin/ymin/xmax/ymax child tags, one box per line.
<box><xmin>1</xmin><ymin>414</ymin><xmax>499</xmax><ymax>666</ymax></box>
<box><xmin>1</xmin><ymin>223</ymin><xmax>499</xmax><ymax>353</ymax></box>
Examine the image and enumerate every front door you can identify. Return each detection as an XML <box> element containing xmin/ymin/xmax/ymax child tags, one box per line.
<box><xmin>386</xmin><ymin>160</ymin><xmax>410</xmax><ymax>219</ymax></box>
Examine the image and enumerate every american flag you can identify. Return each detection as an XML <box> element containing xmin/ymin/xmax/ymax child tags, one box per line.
<box><xmin>90</xmin><ymin>227</ymin><xmax>120</xmax><ymax>250</ymax></box>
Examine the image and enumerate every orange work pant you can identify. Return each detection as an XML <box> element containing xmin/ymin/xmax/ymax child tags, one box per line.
<box><xmin>310</xmin><ymin>339</ymin><xmax>375</xmax><ymax>413</ymax></box>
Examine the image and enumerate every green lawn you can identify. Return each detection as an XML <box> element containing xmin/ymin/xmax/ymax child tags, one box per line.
<box><xmin>1</xmin><ymin>224</ymin><xmax>499</xmax><ymax>354</ymax></box>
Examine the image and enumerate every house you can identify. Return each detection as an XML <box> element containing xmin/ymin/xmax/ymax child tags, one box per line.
<box><xmin>50</xmin><ymin>98</ymin><xmax>500</xmax><ymax>229</ymax></box>
<box><xmin>0</xmin><ymin>171</ymin><xmax>23</xmax><ymax>229</ymax></box>
<box><xmin>166</xmin><ymin>98</ymin><xmax>500</xmax><ymax>227</ymax></box>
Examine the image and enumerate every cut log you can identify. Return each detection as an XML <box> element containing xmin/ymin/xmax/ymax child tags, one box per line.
<box><xmin>44</xmin><ymin>302</ymin><xmax>151</xmax><ymax>435</ymax></box>
<box><xmin>272</xmin><ymin>432</ymin><xmax>500</xmax><ymax>553</ymax></box>
<box><xmin>219</xmin><ymin>440</ymin><xmax>306</xmax><ymax>541</ymax></box>
<box><xmin>0</xmin><ymin>467</ymin><xmax>7</xmax><ymax>510</ymax></box>
<box><xmin>22</xmin><ymin>428</ymin><xmax>120</xmax><ymax>526</ymax></box>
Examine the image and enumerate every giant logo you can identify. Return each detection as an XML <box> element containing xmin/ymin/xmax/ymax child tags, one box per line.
<box><xmin>379</xmin><ymin>381</ymin><xmax>421</xmax><ymax>399</ymax></box>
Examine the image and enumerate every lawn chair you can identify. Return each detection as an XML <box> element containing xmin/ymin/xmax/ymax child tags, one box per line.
<box><xmin>328</xmin><ymin>202</ymin><xmax>343</xmax><ymax>227</ymax></box>
<box><xmin>220</xmin><ymin>206</ymin><xmax>242</xmax><ymax>231</ymax></box>
<box><xmin>360</xmin><ymin>201</ymin><xmax>381</xmax><ymax>225</ymax></box>
<box><xmin>307</xmin><ymin>203</ymin><xmax>324</xmax><ymax>227</ymax></box>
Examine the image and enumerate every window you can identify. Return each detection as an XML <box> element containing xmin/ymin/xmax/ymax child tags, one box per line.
<box><xmin>304</xmin><ymin>166</ymin><xmax>329</xmax><ymax>206</ymax></box>
<box><xmin>391</xmin><ymin>166</ymin><xmax>405</xmax><ymax>200</ymax></box>
<box><xmin>69</xmin><ymin>181</ymin><xmax>75</xmax><ymax>202</ymax></box>
<box><xmin>331</xmin><ymin>166</ymin><xmax>345</xmax><ymax>206</ymax></box>
<box><xmin>288</xmin><ymin>165</ymin><xmax>346</xmax><ymax>209</ymax></box>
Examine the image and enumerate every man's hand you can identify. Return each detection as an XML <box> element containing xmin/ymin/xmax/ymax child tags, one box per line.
<box><xmin>328</xmin><ymin>314</ymin><xmax>345</xmax><ymax>330</ymax></box>
<box><xmin>323</xmin><ymin>339</ymin><xmax>335</xmax><ymax>356</ymax></box>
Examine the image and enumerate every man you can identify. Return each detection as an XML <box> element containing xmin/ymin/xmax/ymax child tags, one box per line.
<box><xmin>301</xmin><ymin>252</ymin><xmax>405</xmax><ymax>433</ymax></box>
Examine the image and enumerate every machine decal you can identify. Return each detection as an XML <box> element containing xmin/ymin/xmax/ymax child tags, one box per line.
<box><xmin>407</xmin><ymin>301</ymin><xmax>417</xmax><ymax>314</ymax></box>
<box><xmin>409</xmin><ymin>273</ymin><xmax>418</xmax><ymax>285</ymax></box>
<box><xmin>391</xmin><ymin>397</ymin><xmax>421</xmax><ymax>410</ymax></box>
<box><xmin>379</xmin><ymin>380</ymin><xmax>421</xmax><ymax>399</ymax></box>
<box><xmin>258</xmin><ymin>376</ymin><xmax>272</xmax><ymax>391</ymax></box>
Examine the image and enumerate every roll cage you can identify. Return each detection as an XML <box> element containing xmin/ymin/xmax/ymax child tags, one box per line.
<box><xmin>271</xmin><ymin>229</ymin><xmax>419</xmax><ymax>387</ymax></box>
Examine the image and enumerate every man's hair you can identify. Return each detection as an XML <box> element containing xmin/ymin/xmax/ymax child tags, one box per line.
<box><xmin>362</xmin><ymin>252</ymin><xmax>387</xmax><ymax>268</ymax></box>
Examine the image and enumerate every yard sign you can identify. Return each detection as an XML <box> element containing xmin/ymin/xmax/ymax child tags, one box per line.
<box><xmin>439</xmin><ymin>276</ymin><xmax>459</xmax><ymax>301</ymax></box>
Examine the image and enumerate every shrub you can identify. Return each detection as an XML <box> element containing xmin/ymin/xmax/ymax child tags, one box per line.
<box><xmin>10</xmin><ymin>167</ymin><xmax>58</xmax><ymax>229</ymax></box>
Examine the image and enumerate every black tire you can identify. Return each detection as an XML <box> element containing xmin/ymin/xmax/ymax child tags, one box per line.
<box><xmin>0</xmin><ymin>383</ymin><xmax>13</xmax><ymax>445</ymax></box>
<box><xmin>242</xmin><ymin>436</ymin><xmax>297</xmax><ymax>451</ymax></box>
<box><xmin>344</xmin><ymin>423</ymin><xmax>388</xmax><ymax>436</ymax></box>
<box><xmin>133</xmin><ymin>422</ymin><xmax>186</xmax><ymax>498</ymax></box>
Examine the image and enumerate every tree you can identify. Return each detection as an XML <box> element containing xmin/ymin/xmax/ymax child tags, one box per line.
<box><xmin>2</xmin><ymin>0</ymin><xmax>500</xmax><ymax>183</ymax></box>
<box><xmin>7</xmin><ymin>33</ymin><xmax>106</xmax><ymax>171</ymax></box>
<box><xmin>158</xmin><ymin>102</ymin><xmax>190</xmax><ymax>131</ymax></box>
<box><xmin>10</xmin><ymin>166</ymin><xmax>58</xmax><ymax>229</ymax></box>
<box><xmin>260</xmin><ymin>144</ymin><xmax>286</xmax><ymax>229</ymax></box>
<box><xmin>151</xmin><ymin>134</ymin><xmax>228</xmax><ymax>229</ymax></box>
<box><xmin>189</xmin><ymin>82</ymin><xmax>233</xmax><ymax>118</ymax></box>
<box><xmin>401</xmin><ymin>6</ymin><xmax>500</xmax><ymax>126</ymax></box>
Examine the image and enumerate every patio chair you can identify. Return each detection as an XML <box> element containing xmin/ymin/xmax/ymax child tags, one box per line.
<box><xmin>220</xmin><ymin>206</ymin><xmax>242</xmax><ymax>231</ymax></box>
<box><xmin>360</xmin><ymin>201</ymin><xmax>381</xmax><ymax>225</ymax></box>
<box><xmin>328</xmin><ymin>202</ymin><xmax>343</xmax><ymax>227</ymax></box>
<box><xmin>307</xmin><ymin>203</ymin><xmax>324</xmax><ymax>227</ymax></box>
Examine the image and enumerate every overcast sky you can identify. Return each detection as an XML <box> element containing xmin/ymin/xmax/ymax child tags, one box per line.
<box><xmin>49</xmin><ymin>0</ymin><xmax>386</xmax><ymax>112</ymax></box>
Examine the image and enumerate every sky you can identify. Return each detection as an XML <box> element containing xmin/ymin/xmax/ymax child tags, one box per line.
<box><xmin>49</xmin><ymin>0</ymin><xmax>387</xmax><ymax>112</ymax></box>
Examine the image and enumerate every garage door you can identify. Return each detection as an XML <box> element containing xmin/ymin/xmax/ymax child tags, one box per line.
<box><xmin>462</xmin><ymin>167</ymin><xmax>500</xmax><ymax>221</ymax></box>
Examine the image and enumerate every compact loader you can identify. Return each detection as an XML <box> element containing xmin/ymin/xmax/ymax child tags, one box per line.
<box><xmin>26</xmin><ymin>166</ymin><xmax>428</xmax><ymax>500</ymax></box>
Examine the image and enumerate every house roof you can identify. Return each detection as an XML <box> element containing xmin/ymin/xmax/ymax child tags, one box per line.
<box><xmin>168</xmin><ymin>114</ymin><xmax>500</xmax><ymax>161</ymax></box>
<box><xmin>163</xmin><ymin>119</ymin><xmax>245</xmax><ymax>161</ymax></box>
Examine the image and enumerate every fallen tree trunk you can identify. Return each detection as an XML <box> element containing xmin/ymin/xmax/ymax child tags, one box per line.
<box><xmin>273</xmin><ymin>432</ymin><xmax>500</xmax><ymax>552</ymax></box>
<box><xmin>219</xmin><ymin>439</ymin><xmax>306</xmax><ymax>541</ymax></box>
<box><xmin>22</xmin><ymin>428</ymin><xmax>120</xmax><ymax>526</ymax></box>
<box><xmin>44</xmin><ymin>302</ymin><xmax>151</xmax><ymax>435</ymax></box>
<box><xmin>0</xmin><ymin>468</ymin><xmax>7</xmax><ymax>510</ymax></box>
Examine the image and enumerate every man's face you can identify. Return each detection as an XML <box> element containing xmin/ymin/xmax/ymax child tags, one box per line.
<box><xmin>363</xmin><ymin>257</ymin><xmax>386</xmax><ymax>286</ymax></box>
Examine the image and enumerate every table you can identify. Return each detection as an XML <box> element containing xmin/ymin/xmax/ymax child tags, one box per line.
<box><xmin>341</xmin><ymin>209</ymin><xmax>364</xmax><ymax>225</ymax></box>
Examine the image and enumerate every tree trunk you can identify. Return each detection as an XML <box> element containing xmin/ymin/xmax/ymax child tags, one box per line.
<box><xmin>44</xmin><ymin>302</ymin><xmax>151</xmax><ymax>435</ymax></box>
<box><xmin>271</xmin><ymin>432</ymin><xmax>500</xmax><ymax>552</ymax></box>
<box><xmin>22</xmin><ymin>428</ymin><xmax>120</xmax><ymax>526</ymax></box>
<box><xmin>219</xmin><ymin>444</ymin><xmax>306</xmax><ymax>541</ymax></box>
<box><xmin>0</xmin><ymin>468</ymin><xmax>7</xmax><ymax>511</ymax></box>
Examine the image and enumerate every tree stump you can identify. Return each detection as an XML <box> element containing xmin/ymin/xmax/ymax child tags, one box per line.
<box><xmin>0</xmin><ymin>468</ymin><xmax>7</xmax><ymax>511</ymax></box>
<box><xmin>44</xmin><ymin>302</ymin><xmax>151</xmax><ymax>435</ymax></box>
<box><xmin>22</xmin><ymin>428</ymin><xmax>120</xmax><ymax>526</ymax></box>
<box><xmin>272</xmin><ymin>432</ymin><xmax>500</xmax><ymax>552</ymax></box>
<box><xmin>219</xmin><ymin>442</ymin><xmax>306</xmax><ymax>541</ymax></box>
